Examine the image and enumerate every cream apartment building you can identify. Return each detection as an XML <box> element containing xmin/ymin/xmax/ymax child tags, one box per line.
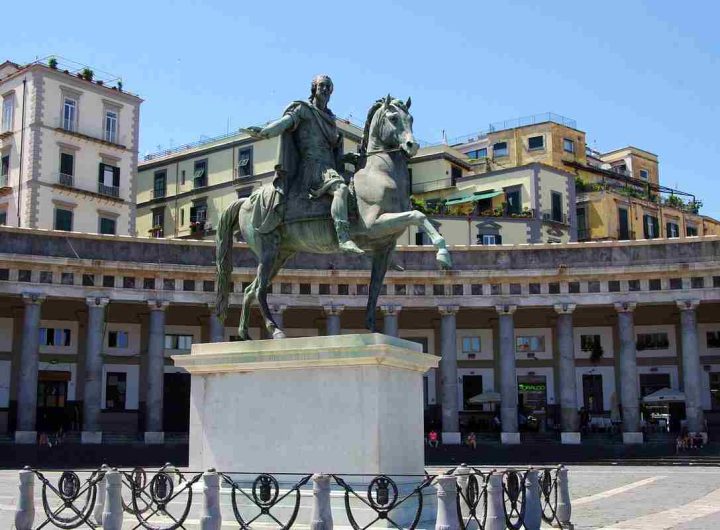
<box><xmin>0</xmin><ymin>59</ymin><xmax>142</xmax><ymax>235</ymax></box>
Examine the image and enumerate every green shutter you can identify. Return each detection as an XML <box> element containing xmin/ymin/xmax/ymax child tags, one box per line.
<box><xmin>112</xmin><ymin>166</ymin><xmax>120</xmax><ymax>187</ymax></box>
<box><xmin>98</xmin><ymin>163</ymin><xmax>105</xmax><ymax>183</ymax></box>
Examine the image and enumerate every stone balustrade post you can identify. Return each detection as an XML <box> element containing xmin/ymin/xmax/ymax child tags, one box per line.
<box><xmin>93</xmin><ymin>465</ymin><xmax>109</xmax><ymax>526</ymax></box>
<box><xmin>523</xmin><ymin>468</ymin><xmax>542</xmax><ymax>530</ymax></box>
<box><xmin>14</xmin><ymin>467</ymin><xmax>34</xmax><ymax>530</ymax></box>
<box><xmin>439</xmin><ymin>305</ymin><xmax>460</xmax><ymax>444</ymax></box>
<box><xmin>102</xmin><ymin>469</ymin><xmax>123</xmax><ymax>530</ymax></box>
<box><xmin>310</xmin><ymin>473</ymin><xmax>333</xmax><ymax>530</ymax></box>
<box><xmin>614</xmin><ymin>302</ymin><xmax>642</xmax><ymax>444</ymax></box>
<box><xmin>554</xmin><ymin>304</ymin><xmax>580</xmax><ymax>444</ymax></box>
<box><xmin>83</xmin><ymin>297</ymin><xmax>109</xmax><ymax>444</ymax></box>
<box><xmin>380</xmin><ymin>304</ymin><xmax>401</xmax><ymax>337</ymax></box>
<box><xmin>434</xmin><ymin>475</ymin><xmax>459</xmax><ymax>530</ymax></box>
<box><xmin>453</xmin><ymin>464</ymin><xmax>471</xmax><ymax>519</ymax></box>
<box><xmin>484</xmin><ymin>471</ymin><xmax>505</xmax><ymax>530</ymax></box>
<box><xmin>677</xmin><ymin>300</ymin><xmax>705</xmax><ymax>433</ymax></box>
<box><xmin>323</xmin><ymin>305</ymin><xmax>344</xmax><ymax>336</ymax></box>
<box><xmin>496</xmin><ymin>305</ymin><xmax>519</xmax><ymax>444</ymax></box>
<box><xmin>16</xmin><ymin>293</ymin><xmax>44</xmax><ymax>443</ymax></box>
<box><xmin>146</xmin><ymin>300</ymin><xmax>169</xmax><ymax>444</ymax></box>
<box><xmin>556</xmin><ymin>466</ymin><xmax>572</xmax><ymax>528</ymax></box>
<box><xmin>200</xmin><ymin>469</ymin><xmax>222</xmax><ymax>530</ymax></box>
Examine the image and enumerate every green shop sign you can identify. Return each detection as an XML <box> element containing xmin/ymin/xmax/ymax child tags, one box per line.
<box><xmin>518</xmin><ymin>383</ymin><xmax>546</xmax><ymax>392</ymax></box>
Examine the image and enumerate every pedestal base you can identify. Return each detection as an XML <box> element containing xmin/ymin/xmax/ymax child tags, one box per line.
<box><xmin>442</xmin><ymin>432</ymin><xmax>461</xmax><ymax>445</ymax></box>
<box><xmin>81</xmin><ymin>431</ymin><xmax>102</xmax><ymax>444</ymax></box>
<box><xmin>561</xmin><ymin>432</ymin><xmax>581</xmax><ymax>444</ymax></box>
<box><xmin>144</xmin><ymin>431</ymin><xmax>164</xmax><ymax>444</ymax></box>
<box><xmin>174</xmin><ymin>334</ymin><xmax>439</xmax><ymax>475</ymax></box>
<box><xmin>623</xmin><ymin>432</ymin><xmax>644</xmax><ymax>444</ymax></box>
<box><xmin>14</xmin><ymin>431</ymin><xmax>36</xmax><ymax>444</ymax></box>
<box><xmin>501</xmin><ymin>432</ymin><xmax>521</xmax><ymax>444</ymax></box>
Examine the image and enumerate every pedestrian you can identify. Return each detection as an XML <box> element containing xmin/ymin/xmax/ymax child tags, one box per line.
<box><xmin>428</xmin><ymin>430</ymin><xmax>440</xmax><ymax>448</ymax></box>
<box><xmin>466</xmin><ymin>431</ymin><xmax>477</xmax><ymax>449</ymax></box>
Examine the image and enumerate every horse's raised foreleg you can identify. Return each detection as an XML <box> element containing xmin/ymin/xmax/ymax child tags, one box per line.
<box><xmin>366</xmin><ymin>244</ymin><xmax>394</xmax><ymax>332</ymax></box>
<box><xmin>367</xmin><ymin>210</ymin><xmax>452</xmax><ymax>269</ymax></box>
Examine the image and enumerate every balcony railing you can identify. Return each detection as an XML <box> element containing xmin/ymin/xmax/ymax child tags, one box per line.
<box><xmin>411</xmin><ymin>177</ymin><xmax>454</xmax><ymax>194</ymax></box>
<box><xmin>53</xmin><ymin>118</ymin><xmax>127</xmax><ymax>148</ymax></box>
<box><xmin>98</xmin><ymin>183</ymin><xmax>120</xmax><ymax>198</ymax></box>
<box><xmin>58</xmin><ymin>173</ymin><xmax>74</xmax><ymax>187</ymax></box>
<box><xmin>153</xmin><ymin>188</ymin><xmax>166</xmax><ymax>199</ymax></box>
<box><xmin>541</xmin><ymin>211</ymin><xmax>569</xmax><ymax>225</ymax></box>
<box><xmin>577</xmin><ymin>227</ymin><xmax>590</xmax><ymax>240</ymax></box>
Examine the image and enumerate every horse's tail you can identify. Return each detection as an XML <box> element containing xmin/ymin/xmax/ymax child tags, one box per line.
<box><xmin>215</xmin><ymin>198</ymin><xmax>245</xmax><ymax>323</ymax></box>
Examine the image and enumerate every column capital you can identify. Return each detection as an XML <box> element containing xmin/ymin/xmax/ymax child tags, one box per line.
<box><xmin>438</xmin><ymin>305</ymin><xmax>459</xmax><ymax>316</ymax></box>
<box><xmin>676</xmin><ymin>300</ymin><xmax>700</xmax><ymax>311</ymax></box>
<box><xmin>148</xmin><ymin>300</ymin><xmax>170</xmax><ymax>311</ymax></box>
<box><xmin>380</xmin><ymin>304</ymin><xmax>402</xmax><ymax>316</ymax></box>
<box><xmin>553</xmin><ymin>303</ymin><xmax>576</xmax><ymax>315</ymax></box>
<box><xmin>495</xmin><ymin>304</ymin><xmax>517</xmax><ymax>316</ymax></box>
<box><xmin>21</xmin><ymin>292</ymin><xmax>45</xmax><ymax>305</ymax></box>
<box><xmin>614</xmin><ymin>301</ymin><xmax>636</xmax><ymax>313</ymax></box>
<box><xmin>323</xmin><ymin>304</ymin><xmax>344</xmax><ymax>316</ymax></box>
<box><xmin>86</xmin><ymin>296</ymin><xmax>109</xmax><ymax>308</ymax></box>
<box><xmin>270</xmin><ymin>304</ymin><xmax>287</xmax><ymax>315</ymax></box>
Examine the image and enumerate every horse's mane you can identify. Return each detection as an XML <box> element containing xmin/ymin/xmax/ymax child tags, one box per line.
<box><xmin>359</xmin><ymin>97</ymin><xmax>408</xmax><ymax>155</ymax></box>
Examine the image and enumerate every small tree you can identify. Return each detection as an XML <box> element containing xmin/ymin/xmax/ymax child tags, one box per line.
<box><xmin>48</xmin><ymin>57</ymin><xmax>58</xmax><ymax>69</ymax></box>
<box><xmin>81</xmin><ymin>68</ymin><xmax>94</xmax><ymax>81</ymax></box>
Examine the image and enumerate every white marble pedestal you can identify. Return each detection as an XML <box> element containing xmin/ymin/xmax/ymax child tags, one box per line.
<box><xmin>173</xmin><ymin>333</ymin><xmax>439</xmax><ymax>476</ymax></box>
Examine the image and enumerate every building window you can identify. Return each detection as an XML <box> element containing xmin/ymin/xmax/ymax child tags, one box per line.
<box><xmin>153</xmin><ymin>171</ymin><xmax>166</xmax><ymax>199</ymax></box>
<box><xmin>636</xmin><ymin>332</ymin><xmax>669</xmax><ymax>351</ymax></box>
<box><xmin>98</xmin><ymin>163</ymin><xmax>120</xmax><ymax>197</ymax></box>
<box><xmin>190</xmin><ymin>202</ymin><xmax>208</xmax><ymax>231</ymax></box>
<box><xmin>618</xmin><ymin>208</ymin><xmax>630</xmax><ymax>240</ymax></box>
<box><xmin>104</xmin><ymin>110</ymin><xmax>118</xmax><ymax>143</ymax></box>
<box><xmin>183</xmin><ymin>279</ymin><xmax>196</xmax><ymax>291</ymax></box>
<box><xmin>551</xmin><ymin>192</ymin><xmax>563</xmax><ymax>223</ymax></box>
<box><xmin>505</xmin><ymin>189</ymin><xmax>521</xmax><ymax>215</ymax></box>
<box><xmin>493</xmin><ymin>141</ymin><xmax>508</xmax><ymax>157</ymax></box>
<box><xmin>549</xmin><ymin>282</ymin><xmax>560</xmax><ymax>294</ymax></box>
<box><xmin>0</xmin><ymin>210</ymin><xmax>5</xmax><ymax>225</ymax></box>
<box><xmin>193</xmin><ymin>159</ymin><xmax>208</xmax><ymax>188</ymax></box>
<box><xmin>99</xmin><ymin>217</ymin><xmax>116</xmax><ymax>235</ymax></box>
<box><xmin>105</xmin><ymin>372</ymin><xmax>127</xmax><ymax>410</ymax></box>
<box><xmin>707</xmin><ymin>331</ymin><xmax>720</xmax><ymax>349</ymax></box>
<box><xmin>0</xmin><ymin>154</ymin><xmax>9</xmax><ymax>187</ymax></box>
<box><xmin>237</xmin><ymin>148</ymin><xmax>253</xmax><ymax>178</ymax></box>
<box><xmin>108</xmin><ymin>330</ymin><xmax>129</xmax><ymax>348</ymax></box>
<box><xmin>2</xmin><ymin>95</ymin><xmax>13</xmax><ymax>132</ymax></box>
<box><xmin>686</xmin><ymin>225</ymin><xmax>698</xmax><ymax>237</ymax></box>
<box><xmin>628</xmin><ymin>279</ymin><xmax>640</xmax><ymax>291</ymax></box>
<box><xmin>39</xmin><ymin>328</ymin><xmax>71</xmax><ymax>346</ymax></box>
<box><xmin>103</xmin><ymin>275</ymin><xmax>115</xmax><ymax>287</ymax></box>
<box><xmin>471</xmin><ymin>284</ymin><xmax>483</xmax><ymax>295</ymax></box>
<box><xmin>480</xmin><ymin>234</ymin><xmax>499</xmax><ymax>245</ymax></box>
<box><xmin>666</xmin><ymin>222</ymin><xmax>679</xmax><ymax>238</ymax></box>
<box><xmin>529</xmin><ymin>283</ymin><xmax>541</xmax><ymax>294</ymax></box>
<box><xmin>123</xmin><ymin>276</ymin><xmax>135</xmax><ymax>288</ymax></box>
<box><xmin>143</xmin><ymin>278</ymin><xmax>155</xmax><ymax>290</ymax></box>
<box><xmin>516</xmin><ymin>335</ymin><xmax>545</xmax><ymax>353</ymax></box>
<box><xmin>639</xmin><ymin>169</ymin><xmax>649</xmax><ymax>180</ymax></box>
<box><xmin>165</xmin><ymin>334</ymin><xmax>193</xmax><ymax>350</ymax></box>
<box><xmin>54</xmin><ymin>208</ymin><xmax>73</xmax><ymax>231</ymax></box>
<box><xmin>39</xmin><ymin>271</ymin><xmax>52</xmax><ymax>284</ymax></box>
<box><xmin>528</xmin><ymin>135</ymin><xmax>544</xmax><ymax>150</ymax></box>
<box><xmin>563</xmin><ymin>138</ymin><xmax>575</xmax><ymax>153</ymax></box>
<box><xmin>569</xmin><ymin>281</ymin><xmax>580</xmax><ymax>293</ymax></box>
<box><xmin>82</xmin><ymin>274</ymin><xmax>94</xmax><ymax>286</ymax></box>
<box><xmin>61</xmin><ymin>272</ymin><xmax>74</xmax><ymax>285</ymax></box>
<box><xmin>462</xmin><ymin>375</ymin><xmax>484</xmax><ymax>410</ymax></box>
<box><xmin>580</xmin><ymin>334</ymin><xmax>601</xmax><ymax>352</ymax></box>
<box><xmin>151</xmin><ymin>208</ymin><xmax>164</xmax><ymax>238</ymax></box>
<box><xmin>643</xmin><ymin>214</ymin><xmax>659</xmax><ymax>239</ymax></box>
<box><xmin>669</xmin><ymin>278</ymin><xmax>682</xmax><ymax>290</ymax></box>
<box><xmin>63</xmin><ymin>98</ymin><xmax>77</xmax><ymax>131</ymax></box>
<box><xmin>649</xmin><ymin>279</ymin><xmax>661</xmax><ymax>290</ymax></box>
<box><xmin>467</xmin><ymin>148</ymin><xmax>487</xmax><ymax>159</ymax></box>
<box><xmin>450</xmin><ymin>165</ymin><xmax>462</xmax><ymax>186</ymax></box>
<box><xmin>163</xmin><ymin>279</ymin><xmax>175</xmax><ymax>290</ymax></box>
<box><xmin>59</xmin><ymin>153</ymin><xmax>74</xmax><ymax>186</ymax></box>
<box><xmin>203</xmin><ymin>280</ymin><xmax>215</xmax><ymax>292</ymax></box>
<box><xmin>691</xmin><ymin>277</ymin><xmax>704</xmax><ymax>289</ymax></box>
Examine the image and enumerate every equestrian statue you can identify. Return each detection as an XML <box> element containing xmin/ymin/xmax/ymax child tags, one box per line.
<box><xmin>215</xmin><ymin>74</ymin><xmax>452</xmax><ymax>339</ymax></box>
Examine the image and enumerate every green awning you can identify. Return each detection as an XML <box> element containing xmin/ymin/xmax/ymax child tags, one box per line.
<box><xmin>445</xmin><ymin>190</ymin><xmax>502</xmax><ymax>206</ymax></box>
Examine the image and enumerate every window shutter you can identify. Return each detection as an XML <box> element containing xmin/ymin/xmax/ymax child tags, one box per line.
<box><xmin>112</xmin><ymin>166</ymin><xmax>120</xmax><ymax>187</ymax></box>
<box><xmin>666</xmin><ymin>222</ymin><xmax>672</xmax><ymax>237</ymax></box>
<box><xmin>98</xmin><ymin>163</ymin><xmax>105</xmax><ymax>183</ymax></box>
<box><xmin>477</xmin><ymin>233</ymin><xmax>484</xmax><ymax>245</ymax></box>
<box><xmin>643</xmin><ymin>215</ymin><xmax>649</xmax><ymax>239</ymax></box>
<box><xmin>652</xmin><ymin>217</ymin><xmax>659</xmax><ymax>239</ymax></box>
<box><xmin>496</xmin><ymin>234</ymin><xmax>502</xmax><ymax>245</ymax></box>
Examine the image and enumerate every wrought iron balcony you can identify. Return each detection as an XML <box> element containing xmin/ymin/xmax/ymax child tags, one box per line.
<box><xmin>57</xmin><ymin>173</ymin><xmax>74</xmax><ymax>187</ymax></box>
<box><xmin>541</xmin><ymin>211</ymin><xmax>569</xmax><ymax>225</ymax></box>
<box><xmin>98</xmin><ymin>182</ymin><xmax>120</xmax><ymax>198</ymax></box>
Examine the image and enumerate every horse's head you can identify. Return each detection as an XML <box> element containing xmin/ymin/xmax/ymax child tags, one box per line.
<box><xmin>362</xmin><ymin>95</ymin><xmax>418</xmax><ymax>158</ymax></box>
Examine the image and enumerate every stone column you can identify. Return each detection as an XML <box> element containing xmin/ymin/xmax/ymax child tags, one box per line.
<box><xmin>82</xmin><ymin>296</ymin><xmax>109</xmax><ymax>444</ymax></box>
<box><xmin>145</xmin><ymin>300</ymin><xmax>169</xmax><ymax>444</ymax></box>
<box><xmin>207</xmin><ymin>304</ymin><xmax>224</xmax><ymax>343</ymax></box>
<box><xmin>439</xmin><ymin>305</ymin><xmax>460</xmax><ymax>444</ymax></box>
<box><xmin>496</xmin><ymin>305</ymin><xmax>519</xmax><ymax>444</ymax></box>
<box><xmin>677</xmin><ymin>300</ymin><xmax>705</xmax><ymax>433</ymax></box>
<box><xmin>554</xmin><ymin>303</ymin><xmax>580</xmax><ymax>444</ymax></box>
<box><xmin>380</xmin><ymin>304</ymin><xmax>401</xmax><ymax>337</ymax></box>
<box><xmin>614</xmin><ymin>302</ymin><xmax>642</xmax><ymax>444</ymax></box>
<box><xmin>323</xmin><ymin>305</ymin><xmax>344</xmax><ymax>336</ymax></box>
<box><xmin>16</xmin><ymin>294</ymin><xmax>44</xmax><ymax>443</ymax></box>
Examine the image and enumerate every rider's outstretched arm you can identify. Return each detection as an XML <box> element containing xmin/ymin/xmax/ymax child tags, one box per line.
<box><xmin>253</xmin><ymin>114</ymin><xmax>294</xmax><ymax>139</ymax></box>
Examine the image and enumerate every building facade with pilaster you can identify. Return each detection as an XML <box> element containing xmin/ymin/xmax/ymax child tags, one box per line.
<box><xmin>1</xmin><ymin>226</ymin><xmax>719</xmax><ymax>446</ymax></box>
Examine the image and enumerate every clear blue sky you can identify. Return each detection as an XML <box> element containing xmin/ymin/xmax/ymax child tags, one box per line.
<box><xmin>4</xmin><ymin>0</ymin><xmax>719</xmax><ymax>217</ymax></box>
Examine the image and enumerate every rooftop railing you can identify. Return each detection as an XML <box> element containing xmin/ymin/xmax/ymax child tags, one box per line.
<box><xmin>448</xmin><ymin>112</ymin><xmax>577</xmax><ymax>146</ymax></box>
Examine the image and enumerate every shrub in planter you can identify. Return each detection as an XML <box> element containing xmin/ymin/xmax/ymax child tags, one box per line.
<box><xmin>48</xmin><ymin>58</ymin><xmax>58</xmax><ymax>69</ymax></box>
<box><xmin>81</xmin><ymin>68</ymin><xmax>94</xmax><ymax>81</ymax></box>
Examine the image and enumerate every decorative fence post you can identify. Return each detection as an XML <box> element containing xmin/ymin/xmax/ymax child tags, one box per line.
<box><xmin>200</xmin><ymin>469</ymin><xmax>222</xmax><ymax>530</ymax></box>
<box><xmin>556</xmin><ymin>466</ymin><xmax>573</xmax><ymax>529</ymax></box>
<box><xmin>93</xmin><ymin>465</ymin><xmax>109</xmax><ymax>526</ymax></box>
<box><xmin>435</xmin><ymin>475</ymin><xmax>459</xmax><ymax>530</ymax></box>
<box><xmin>484</xmin><ymin>471</ymin><xmax>505</xmax><ymax>530</ymax></box>
<box><xmin>523</xmin><ymin>468</ymin><xmax>542</xmax><ymax>530</ymax></box>
<box><xmin>453</xmin><ymin>464</ymin><xmax>470</xmax><ymax>519</ymax></box>
<box><xmin>102</xmin><ymin>468</ymin><xmax>123</xmax><ymax>530</ymax></box>
<box><xmin>14</xmin><ymin>466</ymin><xmax>34</xmax><ymax>530</ymax></box>
<box><xmin>310</xmin><ymin>474</ymin><xmax>333</xmax><ymax>530</ymax></box>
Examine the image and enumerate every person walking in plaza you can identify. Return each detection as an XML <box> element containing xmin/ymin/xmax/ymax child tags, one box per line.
<box><xmin>428</xmin><ymin>429</ymin><xmax>440</xmax><ymax>448</ymax></box>
<box><xmin>466</xmin><ymin>431</ymin><xmax>477</xmax><ymax>449</ymax></box>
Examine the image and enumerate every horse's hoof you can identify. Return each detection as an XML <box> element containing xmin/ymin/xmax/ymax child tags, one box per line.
<box><xmin>436</xmin><ymin>248</ymin><xmax>452</xmax><ymax>269</ymax></box>
<box><xmin>236</xmin><ymin>331</ymin><xmax>251</xmax><ymax>341</ymax></box>
<box><xmin>272</xmin><ymin>329</ymin><xmax>287</xmax><ymax>340</ymax></box>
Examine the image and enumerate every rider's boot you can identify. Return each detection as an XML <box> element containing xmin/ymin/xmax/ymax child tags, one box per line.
<box><xmin>334</xmin><ymin>220</ymin><xmax>365</xmax><ymax>255</ymax></box>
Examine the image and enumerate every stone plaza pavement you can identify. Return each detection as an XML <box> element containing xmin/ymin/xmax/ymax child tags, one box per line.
<box><xmin>0</xmin><ymin>465</ymin><xmax>719</xmax><ymax>528</ymax></box>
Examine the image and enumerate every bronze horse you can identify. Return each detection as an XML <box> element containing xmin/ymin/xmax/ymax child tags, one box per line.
<box><xmin>215</xmin><ymin>96</ymin><xmax>452</xmax><ymax>339</ymax></box>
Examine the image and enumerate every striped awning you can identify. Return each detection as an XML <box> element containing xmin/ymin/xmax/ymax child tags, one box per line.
<box><xmin>445</xmin><ymin>190</ymin><xmax>503</xmax><ymax>206</ymax></box>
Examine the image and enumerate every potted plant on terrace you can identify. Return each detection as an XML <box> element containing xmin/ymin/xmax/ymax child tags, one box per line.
<box><xmin>81</xmin><ymin>68</ymin><xmax>94</xmax><ymax>81</ymax></box>
<box><xmin>48</xmin><ymin>57</ymin><xmax>58</xmax><ymax>69</ymax></box>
